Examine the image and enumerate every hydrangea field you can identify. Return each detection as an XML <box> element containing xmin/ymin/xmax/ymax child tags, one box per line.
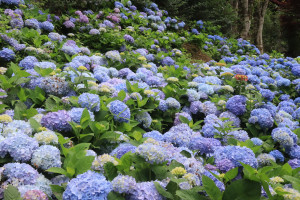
<box><xmin>1</xmin><ymin>0</ymin><xmax>300</xmax><ymax>199</ymax></box>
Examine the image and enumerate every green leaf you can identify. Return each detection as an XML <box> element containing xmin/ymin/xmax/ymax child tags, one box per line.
<box><xmin>100</xmin><ymin>131</ymin><xmax>120</xmax><ymax>140</ymax></box>
<box><xmin>118</xmin><ymin>90</ymin><xmax>126</xmax><ymax>101</ymax></box>
<box><xmin>224</xmin><ymin>167</ymin><xmax>238</xmax><ymax>183</ymax></box>
<box><xmin>179</xmin><ymin>115</ymin><xmax>190</xmax><ymax>124</ymax></box>
<box><xmin>128</xmin><ymin>131</ymin><xmax>142</xmax><ymax>141</ymax></box>
<box><xmin>223</xmin><ymin>179</ymin><xmax>261</xmax><ymax>200</ymax></box>
<box><xmin>152</xmin><ymin>165</ymin><xmax>169</xmax><ymax>180</ymax></box>
<box><xmin>50</xmin><ymin>185</ymin><xmax>64</xmax><ymax>200</ymax></box>
<box><xmin>80</xmin><ymin>108</ymin><xmax>91</xmax><ymax>129</ymax></box>
<box><xmin>154</xmin><ymin>182</ymin><xmax>174</xmax><ymax>199</ymax></box>
<box><xmin>74</xmin><ymin>156</ymin><xmax>95</xmax><ymax>175</ymax></box>
<box><xmin>17</xmin><ymin>87</ymin><xmax>27</xmax><ymax>102</ymax></box>
<box><xmin>4</xmin><ymin>185</ymin><xmax>21</xmax><ymax>200</ymax></box>
<box><xmin>283</xmin><ymin>175</ymin><xmax>300</xmax><ymax>192</ymax></box>
<box><xmin>46</xmin><ymin>167</ymin><xmax>68</xmax><ymax>176</ymax></box>
<box><xmin>104</xmin><ymin>162</ymin><xmax>118</xmax><ymax>181</ymax></box>
<box><xmin>176</xmin><ymin>189</ymin><xmax>207</xmax><ymax>200</ymax></box>
<box><xmin>107</xmin><ymin>191</ymin><xmax>125</xmax><ymax>200</ymax></box>
<box><xmin>202</xmin><ymin>175</ymin><xmax>222</xmax><ymax>200</ymax></box>
<box><xmin>29</xmin><ymin>118</ymin><xmax>41</xmax><ymax>132</ymax></box>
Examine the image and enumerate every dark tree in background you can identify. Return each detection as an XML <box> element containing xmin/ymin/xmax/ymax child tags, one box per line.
<box><xmin>152</xmin><ymin>0</ymin><xmax>300</xmax><ymax>57</ymax></box>
<box><xmin>270</xmin><ymin>0</ymin><xmax>300</xmax><ymax>57</ymax></box>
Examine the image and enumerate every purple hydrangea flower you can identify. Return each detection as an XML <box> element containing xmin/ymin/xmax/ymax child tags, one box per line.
<box><xmin>41</xmin><ymin>110</ymin><xmax>72</xmax><ymax>132</ymax></box>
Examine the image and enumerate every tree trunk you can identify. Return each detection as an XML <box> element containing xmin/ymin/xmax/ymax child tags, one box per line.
<box><xmin>240</xmin><ymin>0</ymin><xmax>251</xmax><ymax>39</ymax></box>
<box><xmin>256</xmin><ymin>0</ymin><xmax>269</xmax><ymax>53</ymax></box>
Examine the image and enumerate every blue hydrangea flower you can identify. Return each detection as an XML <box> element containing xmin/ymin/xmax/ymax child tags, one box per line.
<box><xmin>41</xmin><ymin>76</ymin><xmax>70</xmax><ymax>97</ymax></box>
<box><xmin>2</xmin><ymin>120</ymin><xmax>32</xmax><ymax>137</ymax></box>
<box><xmin>39</xmin><ymin>21</ymin><xmax>54</xmax><ymax>31</ymax></box>
<box><xmin>251</xmin><ymin>138</ymin><xmax>263</xmax><ymax>146</ymax></box>
<box><xmin>63</xmin><ymin>171</ymin><xmax>112</xmax><ymax>200</ymax></box>
<box><xmin>200</xmin><ymin>101</ymin><xmax>217</xmax><ymax>116</ymax></box>
<box><xmin>129</xmin><ymin>181</ymin><xmax>163</xmax><ymax>200</ymax></box>
<box><xmin>228</xmin><ymin>130</ymin><xmax>249</xmax><ymax>142</ymax></box>
<box><xmin>226</xmin><ymin>95</ymin><xmax>247</xmax><ymax>116</ymax></box>
<box><xmin>158</xmin><ymin>100</ymin><xmax>168</xmax><ymax>111</ymax></box>
<box><xmin>248</xmin><ymin>108</ymin><xmax>273</xmax><ymax>129</ymax></box>
<box><xmin>257</xmin><ymin>153</ymin><xmax>276</xmax><ymax>167</ymax></box>
<box><xmin>186</xmin><ymin>89</ymin><xmax>200</xmax><ymax>102</ymax></box>
<box><xmin>287</xmin><ymin>145</ymin><xmax>300</xmax><ymax>159</ymax></box>
<box><xmin>112</xmin><ymin>175</ymin><xmax>136</xmax><ymax>194</ymax></box>
<box><xmin>214</xmin><ymin>146</ymin><xmax>258</xmax><ymax>168</ymax></box>
<box><xmin>135</xmin><ymin>112</ymin><xmax>152</xmax><ymax>128</ymax></box>
<box><xmin>108</xmin><ymin>100</ymin><xmax>130</xmax><ymax>123</ymax></box>
<box><xmin>78</xmin><ymin>93</ymin><xmax>100</xmax><ymax>112</ymax></box>
<box><xmin>136</xmin><ymin>143</ymin><xmax>170</xmax><ymax>164</ymax></box>
<box><xmin>260</xmin><ymin>89</ymin><xmax>275</xmax><ymax>101</ymax></box>
<box><xmin>164</xmin><ymin>123</ymin><xmax>194</xmax><ymax>147</ymax></box>
<box><xmin>19</xmin><ymin>56</ymin><xmax>38</xmax><ymax>69</ymax></box>
<box><xmin>161</xmin><ymin>56</ymin><xmax>175</xmax><ymax>66</ymax></box>
<box><xmin>143</xmin><ymin>131</ymin><xmax>164</xmax><ymax>141</ymax></box>
<box><xmin>219</xmin><ymin>111</ymin><xmax>241</xmax><ymax>127</ymax></box>
<box><xmin>2</xmin><ymin>163</ymin><xmax>39</xmax><ymax>185</ymax></box>
<box><xmin>0</xmin><ymin>48</ymin><xmax>15</xmax><ymax>61</ymax></box>
<box><xmin>0</xmin><ymin>133</ymin><xmax>38</xmax><ymax>162</ymax></box>
<box><xmin>68</xmin><ymin>107</ymin><xmax>95</xmax><ymax>123</ymax></box>
<box><xmin>41</xmin><ymin>110</ymin><xmax>72</xmax><ymax>132</ymax></box>
<box><xmin>31</xmin><ymin>145</ymin><xmax>61</xmax><ymax>170</ymax></box>
<box><xmin>189</xmin><ymin>135</ymin><xmax>221</xmax><ymax>154</ymax></box>
<box><xmin>174</xmin><ymin>112</ymin><xmax>192</xmax><ymax>126</ymax></box>
<box><xmin>288</xmin><ymin>159</ymin><xmax>300</xmax><ymax>169</ymax></box>
<box><xmin>198</xmin><ymin>83</ymin><xmax>214</xmax><ymax>95</ymax></box>
<box><xmin>110</xmin><ymin>143</ymin><xmax>136</xmax><ymax>159</ymax></box>
<box><xmin>269</xmin><ymin>150</ymin><xmax>284</xmax><ymax>162</ymax></box>
<box><xmin>271</xmin><ymin>127</ymin><xmax>297</xmax><ymax>148</ymax></box>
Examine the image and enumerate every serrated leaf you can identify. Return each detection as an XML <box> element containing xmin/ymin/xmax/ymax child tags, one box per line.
<box><xmin>154</xmin><ymin>182</ymin><xmax>174</xmax><ymax>199</ymax></box>
<box><xmin>4</xmin><ymin>185</ymin><xmax>21</xmax><ymax>200</ymax></box>
<box><xmin>107</xmin><ymin>191</ymin><xmax>125</xmax><ymax>200</ymax></box>
<box><xmin>46</xmin><ymin>167</ymin><xmax>68</xmax><ymax>176</ymax></box>
<box><xmin>223</xmin><ymin>179</ymin><xmax>261</xmax><ymax>200</ymax></box>
<box><xmin>176</xmin><ymin>189</ymin><xmax>206</xmax><ymax>200</ymax></box>
<box><xmin>80</xmin><ymin>108</ymin><xmax>91</xmax><ymax>129</ymax></box>
<box><xmin>224</xmin><ymin>167</ymin><xmax>238</xmax><ymax>183</ymax></box>
<box><xmin>202</xmin><ymin>175</ymin><xmax>222</xmax><ymax>200</ymax></box>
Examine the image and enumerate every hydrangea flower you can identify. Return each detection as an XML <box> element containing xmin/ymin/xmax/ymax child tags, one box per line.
<box><xmin>68</xmin><ymin>107</ymin><xmax>95</xmax><ymax>123</ymax></box>
<box><xmin>226</xmin><ymin>95</ymin><xmax>247</xmax><ymax>116</ymax></box>
<box><xmin>78</xmin><ymin>93</ymin><xmax>100</xmax><ymax>112</ymax></box>
<box><xmin>41</xmin><ymin>110</ymin><xmax>72</xmax><ymax>132</ymax></box>
<box><xmin>92</xmin><ymin>154</ymin><xmax>118</xmax><ymax>171</ymax></box>
<box><xmin>2</xmin><ymin>163</ymin><xmax>39</xmax><ymax>185</ymax></box>
<box><xmin>257</xmin><ymin>153</ymin><xmax>276</xmax><ymax>167</ymax></box>
<box><xmin>108</xmin><ymin>100</ymin><xmax>130</xmax><ymax>123</ymax></box>
<box><xmin>271</xmin><ymin>127</ymin><xmax>297</xmax><ymax>148</ymax></box>
<box><xmin>135</xmin><ymin>112</ymin><xmax>152</xmax><ymax>128</ymax></box>
<box><xmin>248</xmin><ymin>108</ymin><xmax>274</xmax><ymax>129</ymax></box>
<box><xmin>0</xmin><ymin>133</ymin><xmax>39</xmax><ymax>161</ymax></box>
<box><xmin>33</xmin><ymin>130</ymin><xmax>58</xmax><ymax>145</ymax></box>
<box><xmin>164</xmin><ymin>123</ymin><xmax>194</xmax><ymax>147</ymax></box>
<box><xmin>31</xmin><ymin>145</ymin><xmax>61</xmax><ymax>170</ymax></box>
<box><xmin>136</xmin><ymin>143</ymin><xmax>170</xmax><ymax>164</ymax></box>
<box><xmin>112</xmin><ymin>175</ymin><xmax>136</xmax><ymax>194</ymax></box>
<box><xmin>0</xmin><ymin>48</ymin><xmax>15</xmax><ymax>61</ymax></box>
<box><xmin>63</xmin><ymin>171</ymin><xmax>112</xmax><ymax>200</ymax></box>
<box><xmin>214</xmin><ymin>146</ymin><xmax>258</xmax><ymax>168</ymax></box>
<box><xmin>129</xmin><ymin>181</ymin><xmax>163</xmax><ymax>200</ymax></box>
<box><xmin>23</xmin><ymin>190</ymin><xmax>48</xmax><ymax>200</ymax></box>
<box><xmin>110</xmin><ymin>143</ymin><xmax>136</xmax><ymax>159</ymax></box>
<box><xmin>41</xmin><ymin>76</ymin><xmax>70</xmax><ymax>97</ymax></box>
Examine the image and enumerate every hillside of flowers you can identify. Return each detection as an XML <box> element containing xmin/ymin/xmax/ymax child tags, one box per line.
<box><xmin>0</xmin><ymin>0</ymin><xmax>300</xmax><ymax>199</ymax></box>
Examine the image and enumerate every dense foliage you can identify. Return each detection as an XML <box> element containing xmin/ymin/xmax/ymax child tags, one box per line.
<box><xmin>0</xmin><ymin>0</ymin><xmax>300</xmax><ymax>200</ymax></box>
